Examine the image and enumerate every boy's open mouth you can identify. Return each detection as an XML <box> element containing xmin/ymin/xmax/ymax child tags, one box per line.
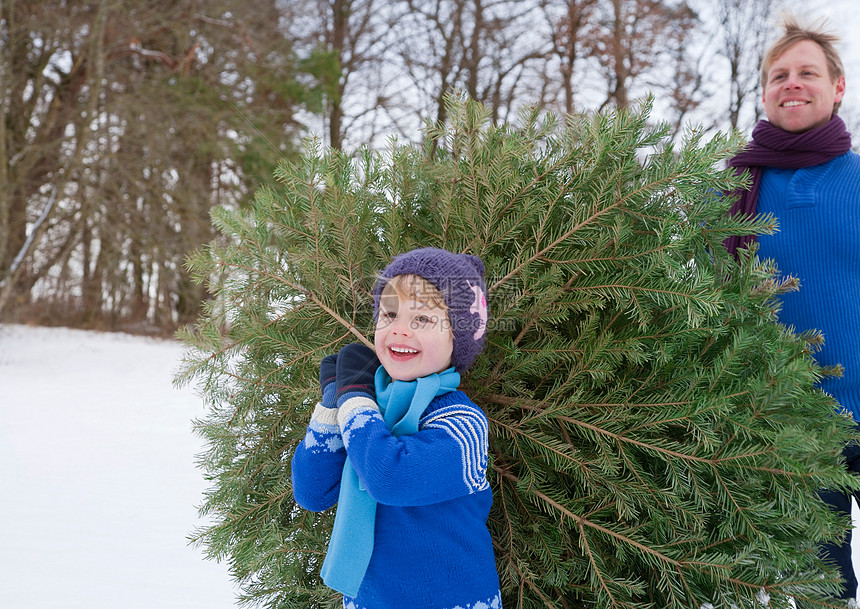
<box><xmin>388</xmin><ymin>345</ymin><xmax>419</xmax><ymax>359</ymax></box>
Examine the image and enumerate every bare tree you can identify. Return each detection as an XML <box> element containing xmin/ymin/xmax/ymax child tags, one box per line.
<box><xmin>280</xmin><ymin>0</ymin><xmax>394</xmax><ymax>151</ymax></box>
<box><xmin>386</xmin><ymin>0</ymin><xmax>546</xmax><ymax>136</ymax></box>
<box><xmin>646</xmin><ymin>1</ymin><xmax>703</xmax><ymax>135</ymax></box>
<box><xmin>539</xmin><ymin>0</ymin><xmax>600</xmax><ymax>115</ymax></box>
<box><xmin>581</xmin><ymin>0</ymin><xmax>700</xmax><ymax>113</ymax></box>
<box><xmin>714</xmin><ymin>0</ymin><xmax>774</xmax><ymax>130</ymax></box>
<box><xmin>0</xmin><ymin>0</ymin><xmax>316</xmax><ymax>330</ymax></box>
<box><xmin>0</xmin><ymin>1</ymin><xmax>109</xmax><ymax>314</ymax></box>
<box><xmin>531</xmin><ymin>0</ymin><xmax>704</xmax><ymax>135</ymax></box>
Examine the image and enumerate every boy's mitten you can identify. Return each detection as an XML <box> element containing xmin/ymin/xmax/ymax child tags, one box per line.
<box><xmin>335</xmin><ymin>343</ymin><xmax>381</xmax><ymax>434</ymax></box>
<box><xmin>301</xmin><ymin>352</ymin><xmax>344</xmax><ymax>449</ymax></box>
<box><xmin>291</xmin><ymin>353</ymin><xmax>347</xmax><ymax>512</ymax></box>
<box><xmin>335</xmin><ymin>343</ymin><xmax>379</xmax><ymax>403</ymax></box>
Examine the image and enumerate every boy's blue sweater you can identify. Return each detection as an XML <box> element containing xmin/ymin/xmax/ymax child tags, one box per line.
<box><xmin>756</xmin><ymin>151</ymin><xmax>860</xmax><ymax>421</ymax></box>
<box><xmin>292</xmin><ymin>388</ymin><xmax>502</xmax><ymax>609</ymax></box>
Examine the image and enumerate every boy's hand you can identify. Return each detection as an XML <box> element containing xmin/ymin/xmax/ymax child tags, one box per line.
<box><xmin>300</xmin><ymin>352</ymin><xmax>344</xmax><ymax>451</ymax></box>
<box><xmin>335</xmin><ymin>343</ymin><xmax>379</xmax><ymax>401</ymax></box>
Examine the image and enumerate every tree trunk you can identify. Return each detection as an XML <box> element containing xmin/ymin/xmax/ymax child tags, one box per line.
<box><xmin>329</xmin><ymin>0</ymin><xmax>348</xmax><ymax>150</ymax></box>
<box><xmin>611</xmin><ymin>0</ymin><xmax>629</xmax><ymax>108</ymax></box>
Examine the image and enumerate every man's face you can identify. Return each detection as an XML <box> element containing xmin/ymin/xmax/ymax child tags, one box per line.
<box><xmin>762</xmin><ymin>39</ymin><xmax>845</xmax><ymax>133</ymax></box>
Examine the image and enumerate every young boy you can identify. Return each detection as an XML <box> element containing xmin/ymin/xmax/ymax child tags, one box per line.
<box><xmin>291</xmin><ymin>247</ymin><xmax>501</xmax><ymax>609</ymax></box>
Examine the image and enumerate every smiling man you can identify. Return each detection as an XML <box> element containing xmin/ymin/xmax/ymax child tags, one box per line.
<box><xmin>724</xmin><ymin>16</ymin><xmax>860</xmax><ymax>606</ymax></box>
<box><xmin>761</xmin><ymin>38</ymin><xmax>845</xmax><ymax>133</ymax></box>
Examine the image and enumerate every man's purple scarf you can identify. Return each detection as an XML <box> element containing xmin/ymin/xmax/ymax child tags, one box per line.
<box><xmin>723</xmin><ymin>115</ymin><xmax>852</xmax><ymax>256</ymax></box>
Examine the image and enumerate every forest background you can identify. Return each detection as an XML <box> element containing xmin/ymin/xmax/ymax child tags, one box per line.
<box><xmin>0</xmin><ymin>0</ymin><xmax>856</xmax><ymax>334</ymax></box>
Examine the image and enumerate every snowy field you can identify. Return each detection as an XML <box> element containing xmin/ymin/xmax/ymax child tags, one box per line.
<box><xmin>0</xmin><ymin>324</ymin><xmax>238</xmax><ymax>609</ymax></box>
<box><xmin>2</xmin><ymin>322</ymin><xmax>859</xmax><ymax>608</ymax></box>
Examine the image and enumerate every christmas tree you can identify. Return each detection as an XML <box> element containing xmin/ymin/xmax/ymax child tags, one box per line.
<box><xmin>177</xmin><ymin>95</ymin><xmax>859</xmax><ymax>609</ymax></box>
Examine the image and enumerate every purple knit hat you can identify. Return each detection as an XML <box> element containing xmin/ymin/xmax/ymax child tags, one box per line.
<box><xmin>372</xmin><ymin>247</ymin><xmax>489</xmax><ymax>372</ymax></box>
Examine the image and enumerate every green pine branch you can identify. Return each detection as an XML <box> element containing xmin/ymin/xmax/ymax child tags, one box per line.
<box><xmin>176</xmin><ymin>93</ymin><xmax>860</xmax><ymax>609</ymax></box>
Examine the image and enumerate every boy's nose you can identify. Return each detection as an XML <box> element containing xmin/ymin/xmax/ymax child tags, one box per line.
<box><xmin>392</xmin><ymin>319</ymin><xmax>412</xmax><ymax>336</ymax></box>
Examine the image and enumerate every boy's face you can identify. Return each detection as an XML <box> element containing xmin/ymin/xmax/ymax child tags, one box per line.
<box><xmin>374</xmin><ymin>281</ymin><xmax>454</xmax><ymax>382</ymax></box>
<box><xmin>762</xmin><ymin>39</ymin><xmax>845</xmax><ymax>133</ymax></box>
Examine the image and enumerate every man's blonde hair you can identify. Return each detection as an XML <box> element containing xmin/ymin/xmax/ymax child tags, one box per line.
<box><xmin>761</xmin><ymin>15</ymin><xmax>844</xmax><ymax>113</ymax></box>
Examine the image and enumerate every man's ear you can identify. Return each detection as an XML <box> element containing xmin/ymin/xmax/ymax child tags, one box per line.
<box><xmin>834</xmin><ymin>75</ymin><xmax>846</xmax><ymax>104</ymax></box>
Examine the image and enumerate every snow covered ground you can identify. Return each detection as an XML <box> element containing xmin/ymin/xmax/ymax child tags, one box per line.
<box><xmin>2</xmin><ymin>322</ymin><xmax>859</xmax><ymax>608</ymax></box>
<box><xmin>0</xmin><ymin>324</ymin><xmax>238</xmax><ymax>609</ymax></box>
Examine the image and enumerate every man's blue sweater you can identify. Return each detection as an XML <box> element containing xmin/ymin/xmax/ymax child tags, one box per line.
<box><xmin>756</xmin><ymin>151</ymin><xmax>860</xmax><ymax>421</ymax></box>
<box><xmin>292</xmin><ymin>388</ymin><xmax>501</xmax><ymax>609</ymax></box>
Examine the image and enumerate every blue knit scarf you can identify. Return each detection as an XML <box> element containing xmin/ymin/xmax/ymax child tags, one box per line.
<box><xmin>320</xmin><ymin>366</ymin><xmax>461</xmax><ymax>597</ymax></box>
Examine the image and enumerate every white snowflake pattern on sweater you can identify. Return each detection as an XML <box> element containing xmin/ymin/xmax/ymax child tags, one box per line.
<box><xmin>303</xmin><ymin>401</ymin><xmax>344</xmax><ymax>452</ymax></box>
<box><xmin>343</xmin><ymin>590</ymin><xmax>502</xmax><ymax>609</ymax></box>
